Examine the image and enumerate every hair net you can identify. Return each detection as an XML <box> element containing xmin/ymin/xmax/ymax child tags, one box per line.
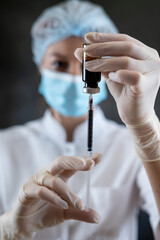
<box><xmin>31</xmin><ymin>0</ymin><xmax>118</xmax><ymax>66</ymax></box>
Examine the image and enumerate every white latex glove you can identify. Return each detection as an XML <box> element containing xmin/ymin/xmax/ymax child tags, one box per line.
<box><xmin>0</xmin><ymin>153</ymin><xmax>101</xmax><ymax>240</ymax></box>
<box><xmin>74</xmin><ymin>32</ymin><xmax>160</xmax><ymax>160</ymax></box>
<box><xmin>75</xmin><ymin>32</ymin><xmax>160</xmax><ymax>125</ymax></box>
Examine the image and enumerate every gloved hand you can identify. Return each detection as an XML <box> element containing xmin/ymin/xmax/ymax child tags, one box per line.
<box><xmin>75</xmin><ymin>32</ymin><xmax>160</xmax><ymax>126</ymax></box>
<box><xmin>75</xmin><ymin>33</ymin><xmax>160</xmax><ymax>213</ymax></box>
<box><xmin>0</xmin><ymin>153</ymin><xmax>101</xmax><ymax>240</ymax></box>
<box><xmin>74</xmin><ymin>32</ymin><xmax>160</xmax><ymax>160</ymax></box>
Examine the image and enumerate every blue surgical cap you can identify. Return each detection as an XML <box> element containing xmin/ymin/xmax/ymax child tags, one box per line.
<box><xmin>31</xmin><ymin>0</ymin><xmax>118</xmax><ymax>66</ymax></box>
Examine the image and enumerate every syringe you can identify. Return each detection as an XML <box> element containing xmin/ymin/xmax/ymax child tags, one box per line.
<box><xmin>82</xmin><ymin>43</ymin><xmax>101</xmax><ymax>209</ymax></box>
<box><xmin>86</xmin><ymin>94</ymin><xmax>93</xmax><ymax>209</ymax></box>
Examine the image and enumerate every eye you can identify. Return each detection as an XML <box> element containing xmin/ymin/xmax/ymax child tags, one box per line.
<box><xmin>51</xmin><ymin>60</ymin><xmax>68</xmax><ymax>69</ymax></box>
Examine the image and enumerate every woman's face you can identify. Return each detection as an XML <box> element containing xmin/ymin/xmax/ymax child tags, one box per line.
<box><xmin>41</xmin><ymin>36</ymin><xmax>84</xmax><ymax>75</ymax></box>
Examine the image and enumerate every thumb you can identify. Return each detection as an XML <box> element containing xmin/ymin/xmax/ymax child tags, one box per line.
<box><xmin>64</xmin><ymin>208</ymin><xmax>100</xmax><ymax>224</ymax></box>
<box><xmin>103</xmin><ymin>73</ymin><xmax>123</xmax><ymax>100</ymax></box>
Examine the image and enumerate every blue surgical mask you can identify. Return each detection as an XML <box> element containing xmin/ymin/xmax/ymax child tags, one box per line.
<box><xmin>39</xmin><ymin>69</ymin><xmax>107</xmax><ymax>117</ymax></box>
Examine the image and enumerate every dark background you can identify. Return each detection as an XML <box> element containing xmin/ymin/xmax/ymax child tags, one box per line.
<box><xmin>1</xmin><ymin>0</ymin><xmax>160</xmax><ymax>239</ymax></box>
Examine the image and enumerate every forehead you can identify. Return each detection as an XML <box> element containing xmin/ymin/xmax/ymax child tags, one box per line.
<box><xmin>46</xmin><ymin>36</ymin><xmax>84</xmax><ymax>58</ymax></box>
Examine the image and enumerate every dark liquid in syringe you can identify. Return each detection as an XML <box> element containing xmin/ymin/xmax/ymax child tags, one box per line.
<box><xmin>88</xmin><ymin>96</ymin><xmax>93</xmax><ymax>152</ymax></box>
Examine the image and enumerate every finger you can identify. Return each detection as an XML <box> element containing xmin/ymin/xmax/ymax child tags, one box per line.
<box><xmin>105</xmin><ymin>77</ymin><xmax>124</xmax><ymax>99</ymax></box>
<box><xmin>34</xmin><ymin>160</ymin><xmax>94</xmax><ymax>186</ymax></box>
<box><xmin>85</xmin><ymin>33</ymin><xmax>159</xmax><ymax>59</ymax></box>
<box><xmin>64</xmin><ymin>208</ymin><xmax>101</xmax><ymax>224</ymax></box>
<box><xmin>36</xmin><ymin>186</ymin><xmax>69</xmax><ymax>209</ymax></box>
<box><xmin>22</xmin><ymin>181</ymin><xmax>69</xmax><ymax>209</ymax></box>
<box><xmin>85</xmin><ymin>57</ymin><xmax>146</xmax><ymax>73</ymax></box>
<box><xmin>108</xmin><ymin>70</ymin><xmax>143</xmax><ymax>86</ymax></box>
<box><xmin>59</xmin><ymin>152</ymin><xmax>102</xmax><ymax>180</ymax></box>
<box><xmin>92</xmin><ymin>152</ymin><xmax>102</xmax><ymax>165</ymax></box>
<box><xmin>46</xmin><ymin>156</ymin><xmax>95</xmax><ymax>176</ymax></box>
<box><xmin>85</xmin><ymin>32</ymin><xmax>147</xmax><ymax>47</ymax></box>
<box><xmin>42</xmin><ymin>175</ymin><xmax>84</xmax><ymax>210</ymax></box>
<box><xmin>84</xmin><ymin>41</ymin><xmax>150</xmax><ymax>60</ymax></box>
<box><xmin>74</xmin><ymin>48</ymin><xmax>83</xmax><ymax>62</ymax></box>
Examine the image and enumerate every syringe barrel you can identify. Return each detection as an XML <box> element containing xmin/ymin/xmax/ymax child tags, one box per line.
<box><xmin>87</xmin><ymin>109</ymin><xmax>93</xmax><ymax>152</ymax></box>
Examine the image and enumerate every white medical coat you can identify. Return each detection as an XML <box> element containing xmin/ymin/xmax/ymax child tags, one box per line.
<box><xmin>0</xmin><ymin>107</ymin><xmax>159</xmax><ymax>240</ymax></box>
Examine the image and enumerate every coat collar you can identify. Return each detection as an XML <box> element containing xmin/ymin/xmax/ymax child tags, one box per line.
<box><xmin>40</xmin><ymin>106</ymin><xmax>108</xmax><ymax>146</ymax></box>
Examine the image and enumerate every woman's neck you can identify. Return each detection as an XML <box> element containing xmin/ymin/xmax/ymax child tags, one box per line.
<box><xmin>51</xmin><ymin>109</ymin><xmax>87</xmax><ymax>142</ymax></box>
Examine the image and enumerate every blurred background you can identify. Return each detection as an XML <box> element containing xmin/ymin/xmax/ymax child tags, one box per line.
<box><xmin>1</xmin><ymin>0</ymin><xmax>160</xmax><ymax>239</ymax></box>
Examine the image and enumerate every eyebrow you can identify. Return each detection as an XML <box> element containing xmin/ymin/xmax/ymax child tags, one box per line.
<box><xmin>49</xmin><ymin>53</ymin><xmax>68</xmax><ymax>59</ymax></box>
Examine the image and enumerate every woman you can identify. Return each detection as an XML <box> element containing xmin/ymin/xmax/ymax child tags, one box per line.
<box><xmin>0</xmin><ymin>1</ymin><xmax>160</xmax><ymax>239</ymax></box>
